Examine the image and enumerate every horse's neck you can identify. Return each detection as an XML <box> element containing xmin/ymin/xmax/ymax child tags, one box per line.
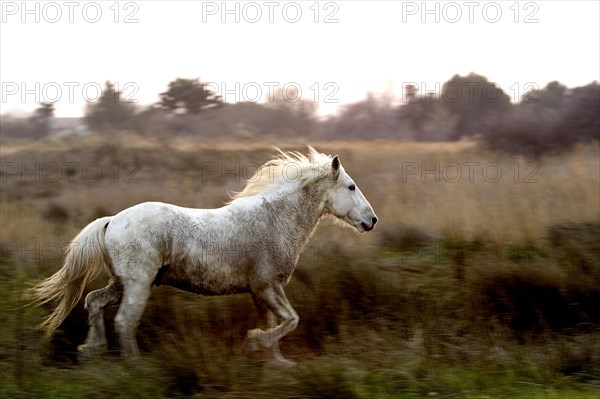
<box><xmin>263</xmin><ymin>186</ymin><xmax>326</xmax><ymax>250</ymax></box>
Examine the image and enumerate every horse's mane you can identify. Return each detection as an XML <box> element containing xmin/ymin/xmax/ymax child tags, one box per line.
<box><xmin>230</xmin><ymin>146</ymin><xmax>335</xmax><ymax>202</ymax></box>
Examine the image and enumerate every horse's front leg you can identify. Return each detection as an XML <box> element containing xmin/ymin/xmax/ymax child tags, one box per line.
<box><xmin>266</xmin><ymin>311</ymin><xmax>288</xmax><ymax>364</ymax></box>
<box><xmin>247</xmin><ymin>283</ymin><xmax>298</xmax><ymax>367</ymax></box>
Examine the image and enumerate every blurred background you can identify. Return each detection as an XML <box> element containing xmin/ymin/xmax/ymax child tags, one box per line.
<box><xmin>1</xmin><ymin>1</ymin><xmax>599</xmax><ymax>398</ymax></box>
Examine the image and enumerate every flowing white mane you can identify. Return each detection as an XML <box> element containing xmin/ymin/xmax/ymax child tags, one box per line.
<box><xmin>230</xmin><ymin>146</ymin><xmax>335</xmax><ymax>202</ymax></box>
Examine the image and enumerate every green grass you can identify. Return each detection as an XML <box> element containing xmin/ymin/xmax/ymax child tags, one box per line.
<box><xmin>1</xmin><ymin>354</ymin><xmax>598</xmax><ymax>399</ymax></box>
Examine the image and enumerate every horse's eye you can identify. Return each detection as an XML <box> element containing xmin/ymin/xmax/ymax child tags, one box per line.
<box><xmin>348</xmin><ymin>184</ymin><xmax>356</xmax><ymax>191</ymax></box>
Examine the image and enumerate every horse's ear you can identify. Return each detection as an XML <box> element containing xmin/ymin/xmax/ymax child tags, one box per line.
<box><xmin>331</xmin><ymin>155</ymin><xmax>341</xmax><ymax>179</ymax></box>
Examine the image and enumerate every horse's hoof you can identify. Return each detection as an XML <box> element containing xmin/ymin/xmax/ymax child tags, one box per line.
<box><xmin>267</xmin><ymin>357</ymin><xmax>296</xmax><ymax>368</ymax></box>
<box><xmin>245</xmin><ymin>328</ymin><xmax>265</xmax><ymax>352</ymax></box>
<box><xmin>245</xmin><ymin>338</ymin><xmax>258</xmax><ymax>353</ymax></box>
<box><xmin>77</xmin><ymin>344</ymin><xmax>102</xmax><ymax>362</ymax></box>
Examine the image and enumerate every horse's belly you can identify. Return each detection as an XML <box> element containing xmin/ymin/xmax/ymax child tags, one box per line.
<box><xmin>153</xmin><ymin>261</ymin><xmax>249</xmax><ymax>296</ymax></box>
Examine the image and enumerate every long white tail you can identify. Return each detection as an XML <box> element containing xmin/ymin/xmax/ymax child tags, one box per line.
<box><xmin>30</xmin><ymin>216</ymin><xmax>112</xmax><ymax>337</ymax></box>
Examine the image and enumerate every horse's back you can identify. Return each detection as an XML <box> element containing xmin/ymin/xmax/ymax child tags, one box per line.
<box><xmin>103</xmin><ymin>201</ymin><xmax>255</xmax><ymax>294</ymax></box>
<box><xmin>104</xmin><ymin>202</ymin><xmax>191</xmax><ymax>273</ymax></box>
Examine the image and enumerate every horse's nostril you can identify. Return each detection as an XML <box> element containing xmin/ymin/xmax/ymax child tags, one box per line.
<box><xmin>372</xmin><ymin>217</ymin><xmax>378</xmax><ymax>225</ymax></box>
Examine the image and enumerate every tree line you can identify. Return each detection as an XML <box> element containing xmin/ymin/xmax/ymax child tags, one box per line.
<box><xmin>1</xmin><ymin>74</ymin><xmax>598</xmax><ymax>156</ymax></box>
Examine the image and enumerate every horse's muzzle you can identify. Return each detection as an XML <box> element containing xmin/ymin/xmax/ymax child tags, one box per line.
<box><xmin>361</xmin><ymin>216</ymin><xmax>378</xmax><ymax>232</ymax></box>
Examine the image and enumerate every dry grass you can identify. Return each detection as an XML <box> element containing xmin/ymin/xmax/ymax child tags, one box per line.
<box><xmin>4</xmin><ymin>135</ymin><xmax>597</xmax><ymax>244</ymax></box>
<box><xmin>1</xmin><ymin>134</ymin><xmax>599</xmax><ymax>397</ymax></box>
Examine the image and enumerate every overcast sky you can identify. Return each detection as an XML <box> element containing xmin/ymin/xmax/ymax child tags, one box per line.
<box><xmin>1</xmin><ymin>0</ymin><xmax>599</xmax><ymax>117</ymax></box>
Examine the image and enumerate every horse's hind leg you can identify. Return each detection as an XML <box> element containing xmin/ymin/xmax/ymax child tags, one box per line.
<box><xmin>114</xmin><ymin>280</ymin><xmax>152</xmax><ymax>359</ymax></box>
<box><xmin>78</xmin><ymin>281</ymin><xmax>122</xmax><ymax>361</ymax></box>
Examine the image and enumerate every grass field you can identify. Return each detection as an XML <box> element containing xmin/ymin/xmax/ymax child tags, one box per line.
<box><xmin>1</xmin><ymin>133</ymin><xmax>599</xmax><ymax>398</ymax></box>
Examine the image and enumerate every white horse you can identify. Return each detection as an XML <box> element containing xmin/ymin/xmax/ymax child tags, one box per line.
<box><xmin>31</xmin><ymin>147</ymin><xmax>378</xmax><ymax>366</ymax></box>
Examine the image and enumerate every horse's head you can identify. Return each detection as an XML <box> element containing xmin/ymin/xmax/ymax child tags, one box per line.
<box><xmin>324</xmin><ymin>155</ymin><xmax>378</xmax><ymax>233</ymax></box>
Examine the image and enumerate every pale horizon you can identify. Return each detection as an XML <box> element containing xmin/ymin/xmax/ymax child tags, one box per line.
<box><xmin>1</xmin><ymin>0</ymin><xmax>599</xmax><ymax>118</ymax></box>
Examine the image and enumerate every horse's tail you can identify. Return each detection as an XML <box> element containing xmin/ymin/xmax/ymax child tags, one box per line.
<box><xmin>30</xmin><ymin>216</ymin><xmax>112</xmax><ymax>337</ymax></box>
